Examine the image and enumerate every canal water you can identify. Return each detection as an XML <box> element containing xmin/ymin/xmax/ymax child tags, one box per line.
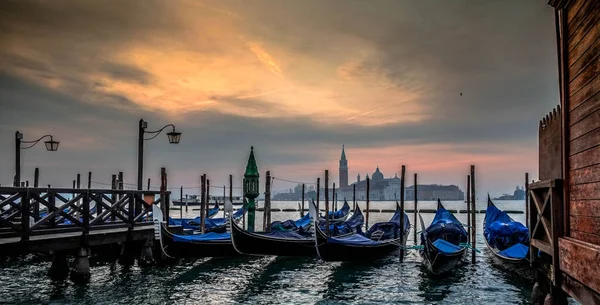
<box><xmin>0</xmin><ymin>200</ymin><xmax>578</xmax><ymax>304</ymax></box>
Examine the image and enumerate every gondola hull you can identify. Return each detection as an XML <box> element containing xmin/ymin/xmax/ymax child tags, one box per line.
<box><xmin>160</xmin><ymin>225</ymin><xmax>239</xmax><ymax>258</ymax></box>
<box><xmin>230</xmin><ymin>217</ymin><xmax>315</xmax><ymax>256</ymax></box>
<box><xmin>315</xmin><ymin>225</ymin><xmax>406</xmax><ymax>262</ymax></box>
<box><xmin>419</xmin><ymin>237</ymin><xmax>466</xmax><ymax>275</ymax></box>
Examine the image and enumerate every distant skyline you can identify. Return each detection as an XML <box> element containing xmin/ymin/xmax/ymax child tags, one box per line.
<box><xmin>0</xmin><ymin>1</ymin><xmax>558</xmax><ymax>197</ymax></box>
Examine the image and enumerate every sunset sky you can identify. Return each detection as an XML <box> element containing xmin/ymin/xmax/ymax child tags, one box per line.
<box><xmin>0</xmin><ymin>0</ymin><xmax>559</xmax><ymax>197</ymax></box>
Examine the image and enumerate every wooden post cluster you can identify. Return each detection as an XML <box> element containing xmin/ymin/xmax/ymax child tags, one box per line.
<box><xmin>324</xmin><ymin>170</ymin><xmax>330</xmax><ymax>236</ymax></box>
<box><xmin>470</xmin><ymin>165</ymin><xmax>476</xmax><ymax>264</ymax></box>
<box><xmin>399</xmin><ymin>165</ymin><xmax>406</xmax><ymax>261</ymax></box>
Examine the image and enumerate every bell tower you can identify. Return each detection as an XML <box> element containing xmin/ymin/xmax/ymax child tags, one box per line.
<box><xmin>339</xmin><ymin>145</ymin><xmax>348</xmax><ymax>188</ymax></box>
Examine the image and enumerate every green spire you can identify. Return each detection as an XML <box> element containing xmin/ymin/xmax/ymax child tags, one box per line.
<box><xmin>341</xmin><ymin>145</ymin><xmax>346</xmax><ymax>161</ymax></box>
<box><xmin>244</xmin><ymin>146</ymin><xmax>260</xmax><ymax>178</ymax></box>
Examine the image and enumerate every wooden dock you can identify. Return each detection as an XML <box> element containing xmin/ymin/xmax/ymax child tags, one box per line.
<box><xmin>531</xmin><ymin>1</ymin><xmax>600</xmax><ymax>303</ymax></box>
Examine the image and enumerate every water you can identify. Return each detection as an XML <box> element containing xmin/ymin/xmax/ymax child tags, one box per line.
<box><xmin>0</xmin><ymin>200</ymin><xmax>572</xmax><ymax>304</ymax></box>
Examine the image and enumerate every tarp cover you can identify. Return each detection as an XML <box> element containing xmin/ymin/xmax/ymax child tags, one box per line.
<box><xmin>172</xmin><ymin>232</ymin><xmax>230</xmax><ymax>243</ymax></box>
<box><xmin>432</xmin><ymin>238</ymin><xmax>463</xmax><ymax>254</ymax></box>
<box><xmin>320</xmin><ymin>208</ymin><xmax>364</xmax><ymax>236</ymax></box>
<box><xmin>327</xmin><ymin>232</ymin><xmax>383</xmax><ymax>246</ymax></box>
<box><xmin>325</xmin><ymin>201</ymin><xmax>350</xmax><ymax>219</ymax></box>
<box><xmin>365</xmin><ymin>211</ymin><xmax>410</xmax><ymax>240</ymax></box>
<box><xmin>207</xmin><ymin>202</ymin><xmax>219</xmax><ymax>218</ymax></box>
<box><xmin>257</xmin><ymin>230</ymin><xmax>311</xmax><ymax>240</ymax></box>
<box><xmin>421</xmin><ymin>207</ymin><xmax>468</xmax><ymax>247</ymax></box>
<box><xmin>484</xmin><ymin>204</ymin><xmax>529</xmax><ymax>250</ymax></box>
<box><xmin>498</xmin><ymin>243</ymin><xmax>529</xmax><ymax>259</ymax></box>
<box><xmin>270</xmin><ymin>213</ymin><xmax>312</xmax><ymax>232</ymax></box>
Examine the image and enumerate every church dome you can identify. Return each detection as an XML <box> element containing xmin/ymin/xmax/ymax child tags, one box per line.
<box><xmin>372</xmin><ymin>166</ymin><xmax>384</xmax><ymax>181</ymax></box>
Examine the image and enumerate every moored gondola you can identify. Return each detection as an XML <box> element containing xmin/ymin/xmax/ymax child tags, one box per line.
<box><xmin>484</xmin><ymin>195</ymin><xmax>530</xmax><ymax>267</ymax></box>
<box><xmin>320</xmin><ymin>200</ymin><xmax>351</xmax><ymax>223</ymax></box>
<box><xmin>419</xmin><ymin>199</ymin><xmax>468</xmax><ymax>275</ymax></box>
<box><xmin>314</xmin><ymin>205</ymin><xmax>410</xmax><ymax>262</ymax></box>
<box><xmin>207</xmin><ymin>200</ymin><xmax>220</xmax><ymax>218</ymax></box>
<box><xmin>153</xmin><ymin>204</ymin><xmax>239</xmax><ymax>258</ymax></box>
<box><xmin>230</xmin><ymin>201</ymin><xmax>364</xmax><ymax>256</ymax></box>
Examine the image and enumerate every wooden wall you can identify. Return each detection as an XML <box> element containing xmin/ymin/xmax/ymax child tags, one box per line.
<box><xmin>567</xmin><ymin>0</ymin><xmax>600</xmax><ymax>246</ymax></box>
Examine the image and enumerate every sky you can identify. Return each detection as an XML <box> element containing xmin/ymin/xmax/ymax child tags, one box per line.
<box><xmin>0</xmin><ymin>0</ymin><xmax>559</xmax><ymax>197</ymax></box>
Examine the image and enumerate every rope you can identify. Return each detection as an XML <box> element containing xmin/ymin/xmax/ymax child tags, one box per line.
<box><xmin>271</xmin><ymin>177</ymin><xmax>317</xmax><ymax>185</ymax></box>
<box><xmin>459</xmin><ymin>243</ymin><xmax>481</xmax><ymax>253</ymax></box>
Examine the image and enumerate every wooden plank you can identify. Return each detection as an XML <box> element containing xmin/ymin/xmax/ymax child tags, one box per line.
<box><xmin>570</xmin><ymin>90</ymin><xmax>600</xmax><ymax>125</ymax></box>
<box><xmin>570</xmin><ymin>182</ymin><xmax>600</xmax><ymax>200</ymax></box>
<box><xmin>568</xmin><ymin>1</ymin><xmax>600</xmax><ymax>52</ymax></box>
<box><xmin>570</xmin><ymin>200</ymin><xmax>600</xmax><ymax>217</ymax></box>
<box><xmin>559</xmin><ymin>237</ymin><xmax>600</xmax><ymax>294</ymax></box>
<box><xmin>570</xmin><ymin>164</ymin><xmax>600</xmax><ymax>185</ymax></box>
<box><xmin>570</xmin><ymin>28</ymin><xmax>600</xmax><ymax>79</ymax></box>
<box><xmin>570</xmin><ymin>229</ymin><xmax>600</xmax><ymax>245</ymax></box>
<box><xmin>570</xmin><ymin>125</ymin><xmax>600</xmax><ymax>154</ymax></box>
<box><xmin>532</xmin><ymin>238</ymin><xmax>553</xmax><ymax>255</ymax></box>
<box><xmin>569</xmin><ymin>215</ymin><xmax>600</xmax><ymax>236</ymax></box>
<box><xmin>568</xmin><ymin>0</ymin><xmax>596</xmax><ymax>37</ymax></box>
<box><xmin>569</xmin><ymin>50</ymin><xmax>600</xmax><ymax>96</ymax></box>
<box><xmin>570</xmin><ymin>100</ymin><xmax>600</xmax><ymax>140</ymax></box>
<box><xmin>562</xmin><ymin>275</ymin><xmax>600</xmax><ymax>305</ymax></box>
<box><xmin>570</xmin><ymin>72</ymin><xmax>600</xmax><ymax>110</ymax></box>
<box><xmin>569</xmin><ymin>145</ymin><xmax>600</xmax><ymax>169</ymax></box>
<box><xmin>567</xmin><ymin>0</ymin><xmax>587</xmax><ymax>26</ymax></box>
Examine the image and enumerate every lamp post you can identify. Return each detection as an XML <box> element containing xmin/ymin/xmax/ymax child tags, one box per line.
<box><xmin>137</xmin><ymin>119</ymin><xmax>181</xmax><ymax>190</ymax></box>
<box><xmin>14</xmin><ymin>131</ymin><xmax>59</xmax><ymax>187</ymax></box>
<box><xmin>243</xmin><ymin>146</ymin><xmax>260</xmax><ymax>232</ymax></box>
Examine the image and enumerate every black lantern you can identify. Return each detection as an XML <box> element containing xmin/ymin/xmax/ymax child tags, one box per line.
<box><xmin>44</xmin><ymin>136</ymin><xmax>60</xmax><ymax>151</ymax></box>
<box><xmin>167</xmin><ymin>129</ymin><xmax>182</xmax><ymax>144</ymax></box>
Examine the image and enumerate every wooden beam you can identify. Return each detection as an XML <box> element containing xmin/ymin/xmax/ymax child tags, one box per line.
<box><xmin>559</xmin><ymin>237</ymin><xmax>600</xmax><ymax>294</ymax></box>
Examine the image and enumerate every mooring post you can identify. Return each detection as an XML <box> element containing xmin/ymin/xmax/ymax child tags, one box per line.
<box><xmin>185</xmin><ymin>194</ymin><xmax>188</xmax><ymax>213</ymax></box>
<box><xmin>264</xmin><ymin>171</ymin><xmax>271</xmax><ymax>231</ymax></box>
<box><xmin>316</xmin><ymin>177</ymin><xmax>320</xmax><ymax>212</ymax></box>
<box><xmin>206</xmin><ymin>179</ymin><xmax>211</xmax><ymax>218</ymax></box>
<box><xmin>160</xmin><ymin>168</ymin><xmax>167</xmax><ymax>224</ymax></box>
<box><xmin>48</xmin><ymin>251</ymin><xmax>69</xmax><ymax>280</ymax></box>
<box><xmin>71</xmin><ymin>190</ymin><xmax>90</xmax><ymax>283</ymax></box>
<box><xmin>413</xmin><ymin>173</ymin><xmax>418</xmax><ymax>244</ymax></box>
<box><xmin>466</xmin><ymin>175</ymin><xmax>471</xmax><ymax>243</ymax></box>
<box><xmin>200</xmin><ymin>174</ymin><xmax>206</xmax><ymax>234</ymax></box>
<box><xmin>111</xmin><ymin>174</ymin><xmax>117</xmax><ymax>222</ymax></box>
<box><xmin>33</xmin><ymin>167</ymin><xmax>40</xmax><ymax>220</ymax></box>
<box><xmin>180</xmin><ymin>186</ymin><xmax>183</xmax><ymax>219</ymax></box>
<box><xmin>333</xmin><ymin>182</ymin><xmax>336</xmax><ymax>212</ymax></box>
<box><xmin>399</xmin><ymin>166</ymin><xmax>406</xmax><ymax>261</ymax></box>
<box><xmin>525</xmin><ymin>172</ymin><xmax>529</xmax><ymax>228</ymax></box>
<box><xmin>353</xmin><ymin>184</ymin><xmax>356</xmax><ymax>211</ymax></box>
<box><xmin>229</xmin><ymin>174</ymin><xmax>233</xmax><ymax>204</ymax></box>
<box><xmin>366</xmin><ymin>177</ymin><xmax>370</xmax><ymax>229</ymax></box>
<box><xmin>470</xmin><ymin>165</ymin><xmax>476</xmax><ymax>264</ymax></box>
<box><xmin>301</xmin><ymin>184</ymin><xmax>305</xmax><ymax>216</ymax></box>
<box><xmin>324</xmin><ymin>170</ymin><xmax>330</xmax><ymax>236</ymax></box>
<box><xmin>147</xmin><ymin>178</ymin><xmax>151</xmax><ymax>191</ymax></box>
<box><xmin>77</xmin><ymin>173</ymin><xmax>81</xmax><ymax>189</ymax></box>
<box><xmin>118</xmin><ymin>172</ymin><xmax>124</xmax><ymax>201</ymax></box>
<box><xmin>87</xmin><ymin>172</ymin><xmax>92</xmax><ymax>189</ymax></box>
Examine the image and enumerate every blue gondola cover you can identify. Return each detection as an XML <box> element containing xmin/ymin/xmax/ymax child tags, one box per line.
<box><xmin>484</xmin><ymin>204</ymin><xmax>529</xmax><ymax>250</ymax></box>
<box><xmin>432</xmin><ymin>239</ymin><xmax>463</xmax><ymax>254</ymax></box>
<box><xmin>421</xmin><ymin>207</ymin><xmax>468</xmax><ymax>247</ymax></box>
<box><xmin>172</xmin><ymin>232</ymin><xmax>231</xmax><ymax>242</ymax></box>
<box><xmin>498</xmin><ymin>243</ymin><xmax>529</xmax><ymax>259</ymax></box>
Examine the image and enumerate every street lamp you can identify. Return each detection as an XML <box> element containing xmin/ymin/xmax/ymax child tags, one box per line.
<box><xmin>14</xmin><ymin>131</ymin><xmax>60</xmax><ymax>187</ymax></box>
<box><xmin>137</xmin><ymin>119</ymin><xmax>182</xmax><ymax>190</ymax></box>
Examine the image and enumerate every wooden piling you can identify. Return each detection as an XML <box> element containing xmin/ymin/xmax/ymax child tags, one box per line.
<box><xmin>264</xmin><ymin>171</ymin><xmax>271</xmax><ymax>231</ymax></box>
<box><xmin>200</xmin><ymin>174</ymin><xmax>206</xmax><ymax>233</ymax></box>
<box><xmin>333</xmin><ymin>182</ymin><xmax>336</xmax><ymax>212</ymax></box>
<box><xmin>180</xmin><ymin>186</ymin><xmax>183</xmax><ymax>219</ymax></box>
<box><xmin>111</xmin><ymin>174</ymin><xmax>117</xmax><ymax>222</ymax></box>
<box><xmin>316</xmin><ymin>177</ymin><xmax>320</xmax><ymax>212</ymax></box>
<box><xmin>413</xmin><ymin>173</ymin><xmax>418</xmax><ymax>244</ymax></box>
<box><xmin>325</xmin><ymin>170</ymin><xmax>330</xmax><ymax>236</ymax></box>
<box><xmin>229</xmin><ymin>175</ymin><xmax>233</xmax><ymax>204</ymax></box>
<box><xmin>366</xmin><ymin>177</ymin><xmax>370</xmax><ymax>229</ymax></box>
<box><xmin>160</xmin><ymin>168</ymin><xmax>167</xmax><ymax>224</ymax></box>
<box><xmin>163</xmin><ymin>168</ymin><xmax>169</xmax><ymax>224</ymax></box>
<box><xmin>185</xmin><ymin>194</ymin><xmax>188</xmax><ymax>212</ymax></box>
<box><xmin>34</xmin><ymin>168</ymin><xmax>40</xmax><ymax>220</ymax></box>
<box><xmin>353</xmin><ymin>184</ymin><xmax>356</xmax><ymax>211</ymax></box>
<box><xmin>87</xmin><ymin>172</ymin><xmax>92</xmax><ymax>189</ymax></box>
<box><xmin>206</xmin><ymin>179</ymin><xmax>211</xmax><ymax>218</ymax></box>
<box><xmin>77</xmin><ymin>173</ymin><xmax>81</xmax><ymax>189</ymax></box>
<box><xmin>525</xmin><ymin>172</ymin><xmax>529</xmax><ymax>228</ymax></box>
<box><xmin>466</xmin><ymin>175</ymin><xmax>471</xmax><ymax>243</ymax></box>
<box><xmin>400</xmin><ymin>165</ymin><xmax>406</xmax><ymax>261</ymax></box>
<box><xmin>470</xmin><ymin>165</ymin><xmax>476</xmax><ymax>264</ymax></box>
<box><xmin>147</xmin><ymin>178</ymin><xmax>151</xmax><ymax>191</ymax></box>
<box><xmin>301</xmin><ymin>184</ymin><xmax>305</xmax><ymax>216</ymax></box>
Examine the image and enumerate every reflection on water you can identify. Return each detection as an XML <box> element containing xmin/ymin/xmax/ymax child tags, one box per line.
<box><xmin>0</xmin><ymin>201</ymin><xmax>545</xmax><ymax>305</ymax></box>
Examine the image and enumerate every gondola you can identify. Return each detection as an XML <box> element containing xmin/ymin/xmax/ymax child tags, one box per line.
<box><xmin>230</xmin><ymin>201</ymin><xmax>364</xmax><ymax>256</ymax></box>
<box><xmin>314</xmin><ymin>205</ymin><xmax>410</xmax><ymax>262</ymax></box>
<box><xmin>153</xmin><ymin>204</ymin><xmax>240</xmax><ymax>258</ymax></box>
<box><xmin>269</xmin><ymin>213</ymin><xmax>312</xmax><ymax>232</ymax></box>
<box><xmin>207</xmin><ymin>200</ymin><xmax>220</xmax><ymax>218</ymax></box>
<box><xmin>419</xmin><ymin>199</ymin><xmax>468</xmax><ymax>275</ymax></box>
<box><xmin>169</xmin><ymin>207</ymin><xmax>246</xmax><ymax>233</ymax></box>
<box><xmin>484</xmin><ymin>195</ymin><xmax>529</xmax><ymax>265</ymax></box>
